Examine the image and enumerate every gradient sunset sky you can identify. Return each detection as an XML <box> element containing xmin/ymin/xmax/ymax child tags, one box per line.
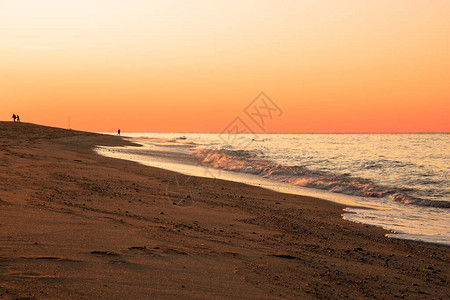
<box><xmin>1</xmin><ymin>0</ymin><xmax>449</xmax><ymax>132</ymax></box>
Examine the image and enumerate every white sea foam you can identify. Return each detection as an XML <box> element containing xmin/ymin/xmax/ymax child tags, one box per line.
<box><xmin>192</xmin><ymin>148</ymin><xmax>449</xmax><ymax>208</ymax></box>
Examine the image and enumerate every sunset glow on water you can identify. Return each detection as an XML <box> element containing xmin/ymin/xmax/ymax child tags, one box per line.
<box><xmin>97</xmin><ymin>133</ymin><xmax>449</xmax><ymax>245</ymax></box>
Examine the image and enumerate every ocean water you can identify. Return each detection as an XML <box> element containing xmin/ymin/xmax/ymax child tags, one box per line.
<box><xmin>96</xmin><ymin>133</ymin><xmax>449</xmax><ymax>246</ymax></box>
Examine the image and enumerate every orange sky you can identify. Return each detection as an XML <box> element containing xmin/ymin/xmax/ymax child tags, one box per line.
<box><xmin>1</xmin><ymin>0</ymin><xmax>449</xmax><ymax>132</ymax></box>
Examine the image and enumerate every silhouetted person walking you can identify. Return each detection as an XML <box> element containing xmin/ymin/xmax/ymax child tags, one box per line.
<box><xmin>117</xmin><ymin>129</ymin><xmax>121</xmax><ymax>136</ymax></box>
<box><xmin>16</xmin><ymin>115</ymin><xmax>20</xmax><ymax>122</ymax></box>
<box><xmin>12</xmin><ymin>114</ymin><xmax>16</xmax><ymax>122</ymax></box>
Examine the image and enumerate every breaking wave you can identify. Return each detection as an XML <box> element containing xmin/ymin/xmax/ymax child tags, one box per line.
<box><xmin>192</xmin><ymin>148</ymin><xmax>450</xmax><ymax>208</ymax></box>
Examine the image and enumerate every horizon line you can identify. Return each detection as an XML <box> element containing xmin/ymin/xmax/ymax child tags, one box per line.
<box><xmin>1</xmin><ymin>122</ymin><xmax>448</xmax><ymax>134</ymax></box>
<box><xmin>105</xmin><ymin>131</ymin><xmax>450</xmax><ymax>134</ymax></box>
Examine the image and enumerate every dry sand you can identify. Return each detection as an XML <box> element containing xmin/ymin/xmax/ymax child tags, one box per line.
<box><xmin>0</xmin><ymin>122</ymin><xmax>448</xmax><ymax>299</ymax></box>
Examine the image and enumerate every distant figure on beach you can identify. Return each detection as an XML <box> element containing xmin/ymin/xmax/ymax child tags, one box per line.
<box><xmin>117</xmin><ymin>129</ymin><xmax>121</xmax><ymax>136</ymax></box>
<box><xmin>16</xmin><ymin>115</ymin><xmax>20</xmax><ymax>122</ymax></box>
<box><xmin>12</xmin><ymin>114</ymin><xmax>16</xmax><ymax>122</ymax></box>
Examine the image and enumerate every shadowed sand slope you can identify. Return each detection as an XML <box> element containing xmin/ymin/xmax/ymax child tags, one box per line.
<box><xmin>0</xmin><ymin>122</ymin><xmax>448</xmax><ymax>299</ymax></box>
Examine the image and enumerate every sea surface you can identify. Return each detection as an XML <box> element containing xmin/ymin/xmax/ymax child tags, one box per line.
<box><xmin>96</xmin><ymin>133</ymin><xmax>449</xmax><ymax>246</ymax></box>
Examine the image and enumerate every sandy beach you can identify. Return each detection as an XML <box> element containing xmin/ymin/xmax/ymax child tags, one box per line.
<box><xmin>0</xmin><ymin>122</ymin><xmax>448</xmax><ymax>299</ymax></box>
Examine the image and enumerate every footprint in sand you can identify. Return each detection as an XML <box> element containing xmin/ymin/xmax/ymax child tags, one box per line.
<box><xmin>90</xmin><ymin>250</ymin><xmax>130</xmax><ymax>265</ymax></box>
<box><xmin>124</xmin><ymin>246</ymin><xmax>161</xmax><ymax>257</ymax></box>
<box><xmin>90</xmin><ymin>250</ymin><xmax>120</xmax><ymax>256</ymax></box>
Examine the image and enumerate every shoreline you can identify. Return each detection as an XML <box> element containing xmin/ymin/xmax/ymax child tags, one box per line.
<box><xmin>1</xmin><ymin>122</ymin><xmax>448</xmax><ymax>299</ymax></box>
<box><xmin>95</xmin><ymin>140</ymin><xmax>373</xmax><ymax>207</ymax></box>
<box><xmin>97</xmin><ymin>135</ymin><xmax>450</xmax><ymax>246</ymax></box>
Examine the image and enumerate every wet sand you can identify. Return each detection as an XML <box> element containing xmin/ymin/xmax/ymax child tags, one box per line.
<box><xmin>0</xmin><ymin>122</ymin><xmax>448</xmax><ymax>299</ymax></box>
